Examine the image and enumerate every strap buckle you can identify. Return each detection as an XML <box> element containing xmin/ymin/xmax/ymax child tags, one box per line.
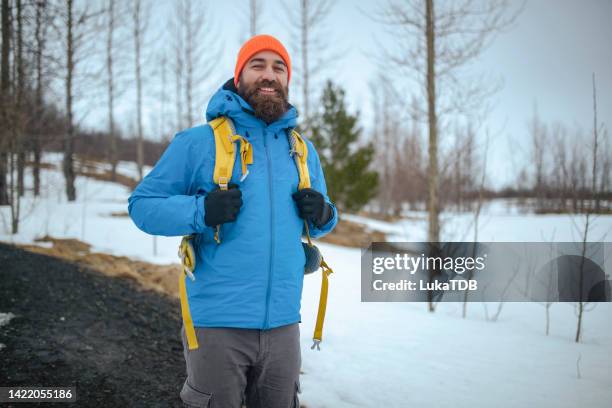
<box><xmin>218</xmin><ymin>177</ymin><xmax>229</xmax><ymax>190</ymax></box>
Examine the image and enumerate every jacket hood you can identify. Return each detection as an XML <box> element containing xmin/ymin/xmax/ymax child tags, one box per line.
<box><xmin>205</xmin><ymin>78</ymin><xmax>298</xmax><ymax>131</ymax></box>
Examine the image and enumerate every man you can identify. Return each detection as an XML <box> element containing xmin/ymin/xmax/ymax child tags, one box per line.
<box><xmin>127</xmin><ymin>34</ymin><xmax>338</xmax><ymax>408</ymax></box>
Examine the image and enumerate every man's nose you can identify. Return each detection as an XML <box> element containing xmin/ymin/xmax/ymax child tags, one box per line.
<box><xmin>261</xmin><ymin>66</ymin><xmax>276</xmax><ymax>81</ymax></box>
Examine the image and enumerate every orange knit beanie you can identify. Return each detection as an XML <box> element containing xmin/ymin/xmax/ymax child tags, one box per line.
<box><xmin>234</xmin><ymin>34</ymin><xmax>291</xmax><ymax>87</ymax></box>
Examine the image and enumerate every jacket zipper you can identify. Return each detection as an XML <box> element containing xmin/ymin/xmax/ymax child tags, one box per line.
<box><xmin>263</xmin><ymin>130</ymin><xmax>275</xmax><ymax>329</ymax></box>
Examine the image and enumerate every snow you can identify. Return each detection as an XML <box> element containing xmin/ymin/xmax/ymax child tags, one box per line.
<box><xmin>345</xmin><ymin>200</ymin><xmax>612</xmax><ymax>243</ymax></box>
<box><xmin>0</xmin><ymin>312</ymin><xmax>16</xmax><ymax>328</ymax></box>
<box><xmin>0</xmin><ymin>312</ymin><xmax>16</xmax><ymax>351</ymax></box>
<box><xmin>1</xmin><ymin>152</ymin><xmax>611</xmax><ymax>407</ymax></box>
<box><xmin>300</xmin><ymin>245</ymin><xmax>612</xmax><ymax>408</ymax></box>
<box><xmin>0</xmin><ymin>152</ymin><xmax>180</xmax><ymax>265</ymax></box>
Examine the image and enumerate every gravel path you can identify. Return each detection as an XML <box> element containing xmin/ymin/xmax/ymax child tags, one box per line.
<box><xmin>0</xmin><ymin>242</ymin><xmax>186</xmax><ymax>407</ymax></box>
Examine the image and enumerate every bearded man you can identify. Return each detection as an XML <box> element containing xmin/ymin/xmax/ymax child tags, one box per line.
<box><xmin>128</xmin><ymin>34</ymin><xmax>338</xmax><ymax>408</ymax></box>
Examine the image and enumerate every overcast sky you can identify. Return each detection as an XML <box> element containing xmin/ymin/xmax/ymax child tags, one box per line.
<box><xmin>81</xmin><ymin>0</ymin><xmax>611</xmax><ymax>188</ymax></box>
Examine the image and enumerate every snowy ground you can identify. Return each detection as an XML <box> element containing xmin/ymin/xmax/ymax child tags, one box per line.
<box><xmin>1</xmin><ymin>152</ymin><xmax>611</xmax><ymax>408</ymax></box>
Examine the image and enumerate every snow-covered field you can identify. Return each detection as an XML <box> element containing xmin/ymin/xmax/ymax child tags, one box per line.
<box><xmin>1</xmin><ymin>152</ymin><xmax>611</xmax><ymax>408</ymax></box>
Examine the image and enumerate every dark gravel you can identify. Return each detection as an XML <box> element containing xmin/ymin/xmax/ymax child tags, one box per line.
<box><xmin>0</xmin><ymin>242</ymin><xmax>186</xmax><ymax>407</ymax></box>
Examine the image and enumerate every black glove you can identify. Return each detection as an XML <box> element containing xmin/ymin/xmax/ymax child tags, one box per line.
<box><xmin>292</xmin><ymin>188</ymin><xmax>332</xmax><ymax>228</ymax></box>
<box><xmin>204</xmin><ymin>184</ymin><xmax>243</xmax><ymax>227</ymax></box>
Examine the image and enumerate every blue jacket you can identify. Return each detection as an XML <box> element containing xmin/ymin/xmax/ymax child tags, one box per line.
<box><xmin>128</xmin><ymin>80</ymin><xmax>338</xmax><ymax>329</ymax></box>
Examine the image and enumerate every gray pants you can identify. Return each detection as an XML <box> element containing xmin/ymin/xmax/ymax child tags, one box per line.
<box><xmin>180</xmin><ymin>323</ymin><xmax>301</xmax><ymax>408</ymax></box>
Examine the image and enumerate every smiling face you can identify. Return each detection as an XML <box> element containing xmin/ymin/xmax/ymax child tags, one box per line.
<box><xmin>237</xmin><ymin>50</ymin><xmax>290</xmax><ymax>124</ymax></box>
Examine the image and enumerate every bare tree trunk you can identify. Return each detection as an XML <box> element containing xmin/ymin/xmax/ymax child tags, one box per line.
<box><xmin>64</xmin><ymin>0</ymin><xmax>76</xmax><ymax>201</ymax></box>
<box><xmin>133</xmin><ymin>0</ymin><xmax>144</xmax><ymax>181</ymax></box>
<box><xmin>286</xmin><ymin>0</ymin><xmax>333</xmax><ymax>130</ymax></box>
<box><xmin>172</xmin><ymin>1</ymin><xmax>184</xmax><ymax>132</ymax></box>
<box><xmin>249</xmin><ymin>0</ymin><xmax>257</xmax><ymax>37</ymax></box>
<box><xmin>425</xmin><ymin>0</ymin><xmax>439</xmax><ymax>312</ymax></box>
<box><xmin>576</xmin><ymin>74</ymin><xmax>600</xmax><ymax>343</ymax></box>
<box><xmin>545</xmin><ymin>302</ymin><xmax>550</xmax><ymax>335</ymax></box>
<box><xmin>156</xmin><ymin>51</ymin><xmax>169</xmax><ymax>140</ymax></box>
<box><xmin>171</xmin><ymin>0</ymin><xmax>213</xmax><ymax>131</ymax></box>
<box><xmin>590</xmin><ymin>74</ymin><xmax>599</xmax><ymax>213</ymax></box>
<box><xmin>183</xmin><ymin>0</ymin><xmax>193</xmax><ymax>126</ymax></box>
<box><xmin>107</xmin><ymin>0</ymin><xmax>118</xmax><ymax>181</ymax></box>
<box><xmin>9</xmin><ymin>150</ymin><xmax>18</xmax><ymax>232</ymax></box>
<box><xmin>33</xmin><ymin>0</ymin><xmax>47</xmax><ymax>197</ymax></box>
<box><xmin>174</xmin><ymin>40</ymin><xmax>182</xmax><ymax>131</ymax></box>
<box><xmin>16</xmin><ymin>0</ymin><xmax>25</xmax><ymax>199</ymax></box>
<box><xmin>9</xmin><ymin>0</ymin><xmax>24</xmax><ymax>232</ymax></box>
<box><xmin>0</xmin><ymin>0</ymin><xmax>10</xmax><ymax>206</ymax></box>
<box><xmin>380</xmin><ymin>82</ymin><xmax>392</xmax><ymax>216</ymax></box>
<box><xmin>463</xmin><ymin>133</ymin><xmax>489</xmax><ymax>318</ymax></box>
<box><xmin>576</xmin><ymin>214</ymin><xmax>588</xmax><ymax>343</ymax></box>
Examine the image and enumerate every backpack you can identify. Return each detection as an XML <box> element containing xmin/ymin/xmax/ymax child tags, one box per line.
<box><xmin>178</xmin><ymin>116</ymin><xmax>333</xmax><ymax>351</ymax></box>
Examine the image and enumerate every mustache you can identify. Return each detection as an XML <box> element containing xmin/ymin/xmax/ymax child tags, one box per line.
<box><xmin>253</xmin><ymin>80</ymin><xmax>284</xmax><ymax>93</ymax></box>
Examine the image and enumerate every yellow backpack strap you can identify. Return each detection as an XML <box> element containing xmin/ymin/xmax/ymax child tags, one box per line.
<box><xmin>289</xmin><ymin>129</ymin><xmax>334</xmax><ymax>350</ymax></box>
<box><xmin>311</xmin><ymin>259</ymin><xmax>333</xmax><ymax>350</ymax></box>
<box><xmin>209</xmin><ymin>116</ymin><xmax>253</xmax><ymax>242</ymax></box>
<box><xmin>289</xmin><ymin>129</ymin><xmax>311</xmax><ymax>190</ymax></box>
<box><xmin>178</xmin><ymin>235</ymin><xmax>198</xmax><ymax>350</ymax></box>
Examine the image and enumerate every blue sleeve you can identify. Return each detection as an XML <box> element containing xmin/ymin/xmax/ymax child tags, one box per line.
<box><xmin>127</xmin><ymin>131</ymin><xmax>209</xmax><ymax>237</ymax></box>
<box><xmin>306</xmin><ymin>143</ymin><xmax>338</xmax><ymax>239</ymax></box>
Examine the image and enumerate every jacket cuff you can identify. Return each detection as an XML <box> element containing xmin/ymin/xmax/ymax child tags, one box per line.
<box><xmin>194</xmin><ymin>195</ymin><xmax>206</xmax><ymax>233</ymax></box>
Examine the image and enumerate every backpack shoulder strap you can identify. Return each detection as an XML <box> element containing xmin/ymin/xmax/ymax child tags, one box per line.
<box><xmin>288</xmin><ymin>129</ymin><xmax>335</xmax><ymax>350</ymax></box>
<box><xmin>209</xmin><ymin>116</ymin><xmax>253</xmax><ymax>189</ymax></box>
<box><xmin>288</xmin><ymin>129</ymin><xmax>311</xmax><ymax>190</ymax></box>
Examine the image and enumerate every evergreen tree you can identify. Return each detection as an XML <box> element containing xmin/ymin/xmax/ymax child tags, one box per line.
<box><xmin>309</xmin><ymin>80</ymin><xmax>378</xmax><ymax>213</ymax></box>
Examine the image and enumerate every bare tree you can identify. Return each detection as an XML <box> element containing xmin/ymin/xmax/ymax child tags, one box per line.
<box><xmin>58</xmin><ymin>0</ymin><xmax>102</xmax><ymax>201</ymax></box>
<box><xmin>575</xmin><ymin>73</ymin><xmax>603</xmax><ymax>343</ymax></box>
<box><xmin>15</xmin><ymin>0</ymin><xmax>25</xmax><ymax>199</ymax></box>
<box><xmin>374</xmin><ymin>1</ymin><xmax>522</xmax><ymax>311</ymax></box>
<box><xmin>153</xmin><ymin>49</ymin><xmax>170</xmax><ymax>141</ymax></box>
<box><xmin>370</xmin><ymin>72</ymin><xmax>403</xmax><ymax>216</ymax></box>
<box><xmin>462</xmin><ymin>130</ymin><xmax>489</xmax><ymax>318</ymax></box>
<box><xmin>1</xmin><ymin>0</ymin><xmax>10</xmax><ymax>205</ymax></box>
<box><xmin>424</xmin><ymin>0</ymin><xmax>439</xmax><ymax>247</ymax></box>
<box><xmin>131</xmin><ymin>0</ymin><xmax>149</xmax><ymax>181</ymax></box>
<box><xmin>7</xmin><ymin>0</ymin><xmax>26</xmax><ymax>232</ymax></box>
<box><xmin>32</xmin><ymin>0</ymin><xmax>50</xmax><ymax>197</ymax></box>
<box><xmin>106</xmin><ymin>0</ymin><xmax>118</xmax><ymax>181</ymax></box>
<box><xmin>63</xmin><ymin>0</ymin><xmax>76</xmax><ymax>201</ymax></box>
<box><xmin>249</xmin><ymin>0</ymin><xmax>261</xmax><ymax>37</ymax></box>
<box><xmin>528</xmin><ymin>104</ymin><xmax>548</xmax><ymax>211</ymax></box>
<box><xmin>375</xmin><ymin>0</ymin><xmax>522</xmax><ymax>240</ymax></box>
<box><xmin>170</xmin><ymin>12</ymin><xmax>183</xmax><ymax>132</ymax></box>
<box><xmin>283</xmin><ymin>0</ymin><xmax>335</xmax><ymax>129</ymax></box>
<box><xmin>169</xmin><ymin>0</ymin><xmax>218</xmax><ymax>133</ymax></box>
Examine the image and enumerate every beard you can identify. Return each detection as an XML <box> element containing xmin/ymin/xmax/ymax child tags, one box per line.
<box><xmin>237</xmin><ymin>79</ymin><xmax>289</xmax><ymax>124</ymax></box>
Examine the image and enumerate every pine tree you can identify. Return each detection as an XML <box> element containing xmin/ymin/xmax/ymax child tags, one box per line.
<box><xmin>309</xmin><ymin>80</ymin><xmax>378</xmax><ymax>213</ymax></box>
